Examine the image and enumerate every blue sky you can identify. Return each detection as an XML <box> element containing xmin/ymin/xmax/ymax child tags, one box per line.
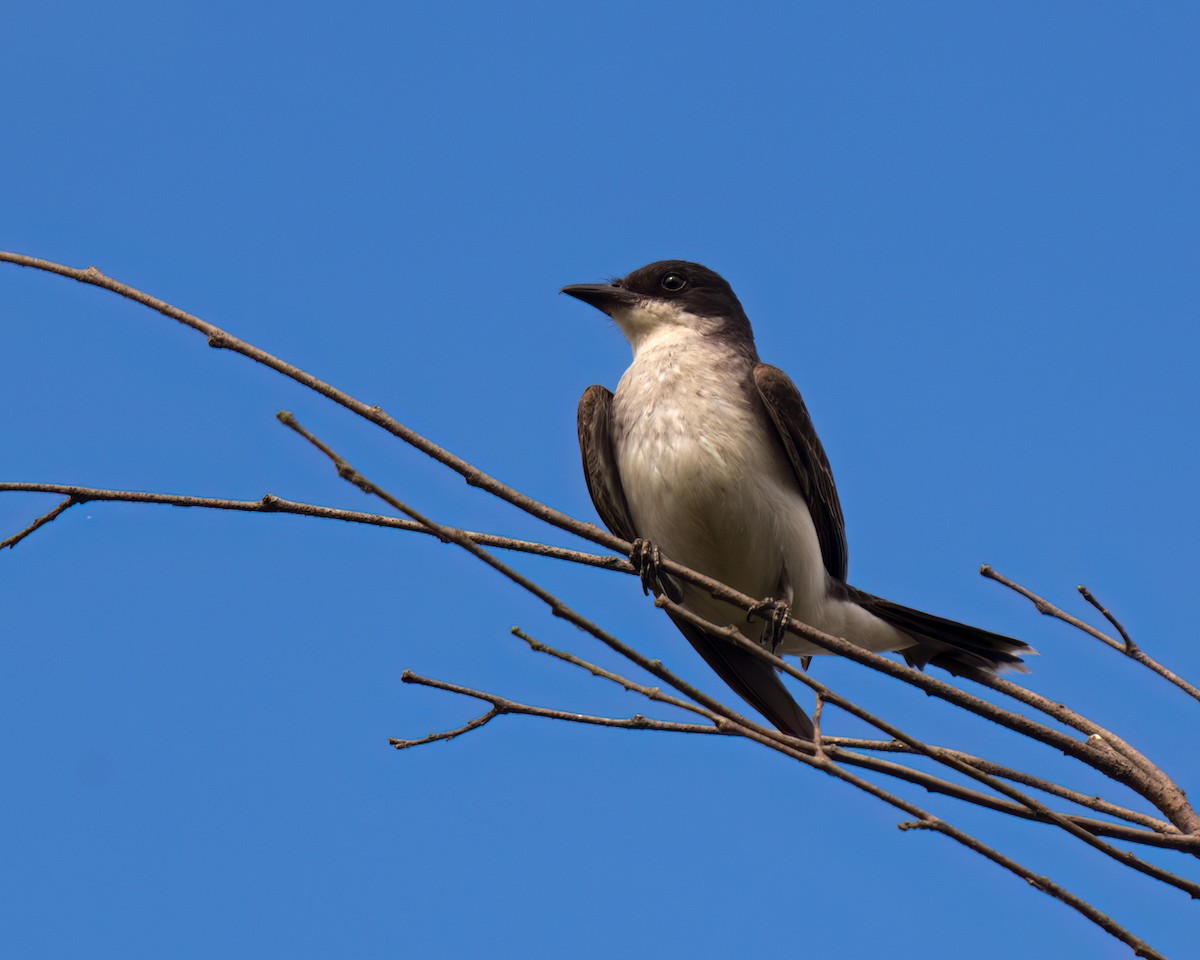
<box><xmin>3</xmin><ymin>2</ymin><xmax>1198</xmax><ymax>957</ymax></box>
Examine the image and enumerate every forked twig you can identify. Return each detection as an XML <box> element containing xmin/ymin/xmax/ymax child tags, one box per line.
<box><xmin>981</xmin><ymin>564</ymin><xmax>1200</xmax><ymax>705</ymax></box>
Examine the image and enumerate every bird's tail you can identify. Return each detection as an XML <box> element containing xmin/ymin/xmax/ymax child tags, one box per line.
<box><xmin>848</xmin><ymin>587</ymin><xmax>1033</xmax><ymax>675</ymax></box>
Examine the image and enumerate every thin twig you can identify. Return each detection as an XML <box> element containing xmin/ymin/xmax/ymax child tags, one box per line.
<box><xmin>0</xmin><ymin>251</ymin><xmax>616</xmax><ymax>552</ymax></box>
<box><xmin>0</xmin><ymin>483</ymin><xmax>628</xmax><ymax>571</ymax></box>
<box><xmin>826</xmin><ymin>738</ymin><xmax>1175</xmax><ymax>832</ymax></box>
<box><xmin>1</xmin><ymin>496</ymin><xmax>77</xmax><ymax>549</ymax></box>
<box><xmin>389</xmin><ymin>705</ymin><xmax>503</xmax><ymax>749</ymax></box>
<box><xmin>1077</xmin><ymin>585</ymin><xmax>1139</xmax><ymax>654</ymax></box>
<box><xmin>395</xmin><ymin>671</ymin><xmax>724</xmax><ymax>740</ymax></box>
<box><xmin>825</xmin><ymin>749</ymin><xmax>1198</xmax><ymax>852</ymax></box>
<box><xmin>982</xmin><ymin>565</ymin><xmax>1200</xmax><ymax>706</ymax></box>
<box><xmin>510</xmin><ymin>627</ymin><xmax>715</xmax><ymax>721</ymax></box>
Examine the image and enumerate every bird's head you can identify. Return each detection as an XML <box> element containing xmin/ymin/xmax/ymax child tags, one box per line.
<box><xmin>562</xmin><ymin>260</ymin><xmax>755</xmax><ymax>355</ymax></box>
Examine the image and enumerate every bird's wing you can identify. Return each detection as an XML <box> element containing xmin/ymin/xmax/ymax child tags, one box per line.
<box><xmin>666</xmin><ymin>609</ymin><xmax>815</xmax><ymax>740</ymax></box>
<box><xmin>753</xmin><ymin>363</ymin><xmax>849</xmax><ymax>581</ymax></box>
<box><xmin>577</xmin><ymin>385</ymin><xmax>638</xmax><ymax>542</ymax></box>
<box><xmin>577</xmin><ymin>383</ymin><xmax>815</xmax><ymax>741</ymax></box>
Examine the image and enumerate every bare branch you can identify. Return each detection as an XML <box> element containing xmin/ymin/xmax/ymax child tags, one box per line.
<box><xmin>510</xmin><ymin>626</ymin><xmax>716</xmax><ymax>722</ymax></box>
<box><xmin>513</xmin><ymin>625</ymin><xmax>1198</xmax><ymax>852</ymax></box>
<box><xmin>388</xmin><ymin>705</ymin><xmax>502</xmax><ymax>749</ymax></box>
<box><xmin>982</xmin><ymin>564</ymin><xmax>1200</xmax><ymax>706</ymax></box>
<box><xmin>1078</xmin><ymin>584</ymin><xmax>1139</xmax><ymax>654</ymax></box>
<box><xmin>1</xmin><ymin>496</ymin><xmax>78</xmax><ymax>550</ymax></box>
<box><xmin>827</xmin><ymin>738</ymin><xmax>1176</xmax><ymax>833</ymax></box>
<box><xmin>393</xmin><ymin>671</ymin><xmax>722</xmax><ymax>743</ymax></box>
<box><xmin>276</xmin><ymin>408</ymin><xmax>1185</xmax><ymax>949</ymax></box>
<box><xmin>828</xmin><ymin>748</ymin><xmax>1198</xmax><ymax>853</ymax></box>
<box><xmin>0</xmin><ymin>483</ymin><xmax>627</xmax><ymax>571</ymax></box>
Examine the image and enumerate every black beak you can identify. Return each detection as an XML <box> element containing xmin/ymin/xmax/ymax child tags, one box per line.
<box><xmin>560</xmin><ymin>283</ymin><xmax>641</xmax><ymax>315</ymax></box>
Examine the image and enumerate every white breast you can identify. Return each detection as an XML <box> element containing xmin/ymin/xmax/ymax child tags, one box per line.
<box><xmin>611</xmin><ymin>328</ymin><xmax>827</xmax><ymax>623</ymax></box>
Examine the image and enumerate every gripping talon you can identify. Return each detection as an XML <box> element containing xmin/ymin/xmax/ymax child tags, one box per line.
<box><xmin>629</xmin><ymin>538</ymin><xmax>681</xmax><ymax>601</ymax></box>
<box><xmin>747</xmin><ymin>598</ymin><xmax>791</xmax><ymax>654</ymax></box>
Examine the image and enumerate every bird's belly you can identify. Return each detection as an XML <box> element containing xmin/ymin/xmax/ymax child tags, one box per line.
<box><xmin>616</xmin><ymin>415</ymin><xmax>827</xmax><ymax>628</ymax></box>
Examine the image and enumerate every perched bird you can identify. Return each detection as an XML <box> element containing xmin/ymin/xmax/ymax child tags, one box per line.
<box><xmin>563</xmin><ymin>260</ymin><xmax>1030</xmax><ymax>740</ymax></box>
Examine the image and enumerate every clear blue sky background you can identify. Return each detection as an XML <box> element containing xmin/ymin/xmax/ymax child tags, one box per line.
<box><xmin>3</xmin><ymin>3</ymin><xmax>1197</xmax><ymax>957</ymax></box>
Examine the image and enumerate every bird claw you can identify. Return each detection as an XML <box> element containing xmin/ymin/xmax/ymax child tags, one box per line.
<box><xmin>747</xmin><ymin>598</ymin><xmax>791</xmax><ymax>654</ymax></box>
<box><xmin>629</xmin><ymin>538</ymin><xmax>681</xmax><ymax>602</ymax></box>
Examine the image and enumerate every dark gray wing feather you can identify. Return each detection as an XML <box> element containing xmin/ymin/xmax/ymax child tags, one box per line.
<box><xmin>753</xmin><ymin>364</ymin><xmax>849</xmax><ymax>581</ymax></box>
<box><xmin>666</xmin><ymin>611</ymin><xmax>816</xmax><ymax>740</ymax></box>
<box><xmin>577</xmin><ymin>384</ymin><xmax>815</xmax><ymax>740</ymax></box>
<box><xmin>753</xmin><ymin>367</ymin><xmax>1029</xmax><ymax>674</ymax></box>
<box><xmin>577</xmin><ymin>385</ymin><xmax>638</xmax><ymax>542</ymax></box>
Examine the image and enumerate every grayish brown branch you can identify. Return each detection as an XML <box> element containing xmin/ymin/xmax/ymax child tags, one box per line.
<box><xmin>0</xmin><ymin>483</ymin><xmax>627</xmax><ymax>571</ymax></box>
<box><xmin>1</xmin><ymin>495</ymin><xmax>77</xmax><ymax>550</ymax></box>
<box><xmin>982</xmin><ymin>564</ymin><xmax>1200</xmax><ymax>705</ymax></box>
<box><xmin>826</xmin><ymin>738</ymin><xmax>1176</xmax><ymax>833</ymax></box>
<box><xmin>510</xmin><ymin>627</ymin><xmax>716</xmax><ymax>722</ymax></box>
<box><xmin>393</xmin><ymin>671</ymin><xmax>723</xmax><ymax>742</ymax></box>
<box><xmin>1078</xmin><ymin>584</ymin><xmax>1139</xmax><ymax>654</ymax></box>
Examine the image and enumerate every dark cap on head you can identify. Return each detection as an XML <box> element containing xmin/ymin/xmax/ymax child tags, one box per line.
<box><xmin>562</xmin><ymin>260</ymin><xmax>755</xmax><ymax>347</ymax></box>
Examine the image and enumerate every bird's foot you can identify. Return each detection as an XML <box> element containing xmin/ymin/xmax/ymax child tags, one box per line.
<box><xmin>628</xmin><ymin>538</ymin><xmax>682</xmax><ymax>602</ymax></box>
<box><xmin>747</xmin><ymin>598</ymin><xmax>791</xmax><ymax>654</ymax></box>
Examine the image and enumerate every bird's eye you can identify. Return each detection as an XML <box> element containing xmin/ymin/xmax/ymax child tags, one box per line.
<box><xmin>660</xmin><ymin>273</ymin><xmax>687</xmax><ymax>292</ymax></box>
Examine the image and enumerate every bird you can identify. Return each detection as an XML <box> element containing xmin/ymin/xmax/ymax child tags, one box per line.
<box><xmin>562</xmin><ymin>260</ymin><xmax>1031</xmax><ymax>741</ymax></box>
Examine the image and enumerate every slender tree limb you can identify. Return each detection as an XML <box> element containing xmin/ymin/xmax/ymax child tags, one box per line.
<box><xmin>828</xmin><ymin>748</ymin><xmax>1199</xmax><ymax>853</ymax></box>
<box><xmin>1078</xmin><ymin>585</ymin><xmax>1139</xmax><ymax>655</ymax></box>
<box><xmin>982</xmin><ymin>564</ymin><xmax>1200</xmax><ymax>705</ymax></box>
<box><xmin>510</xmin><ymin>626</ymin><xmax>716</xmax><ymax>722</ymax></box>
<box><xmin>392</xmin><ymin>672</ymin><xmax>723</xmax><ymax>743</ymax></box>
<box><xmin>0</xmin><ymin>483</ymin><xmax>627</xmax><ymax>571</ymax></box>
<box><xmin>826</xmin><ymin>738</ymin><xmax>1176</xmax><ymax>833</ymax></box>
<box><xmin>0</xmin><ymin>496</ymin><xmax>77</xmax><ymax>550</ymax></box>
<box><xmin>388</xmin><ymin>704</ymin><xmax>503</xmax><ymax>749</ymax></box>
